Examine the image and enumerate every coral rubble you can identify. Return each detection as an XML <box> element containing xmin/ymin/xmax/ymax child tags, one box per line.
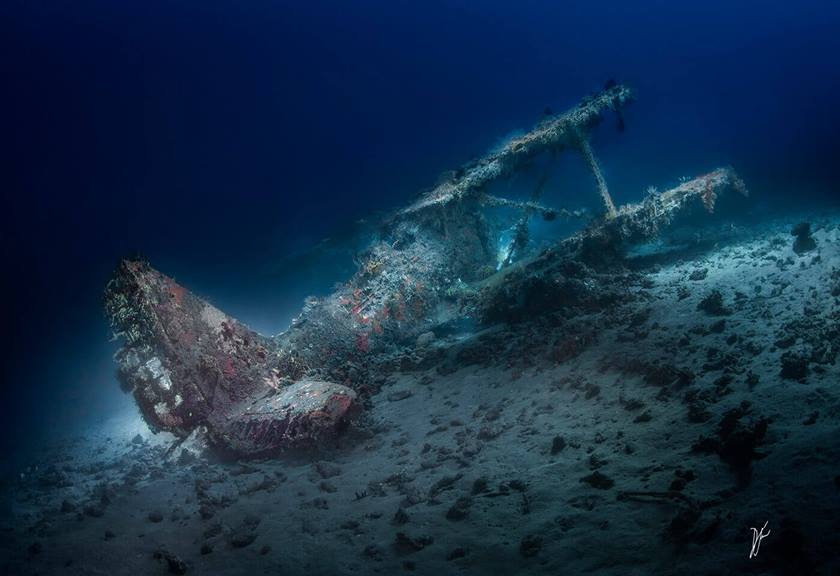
<box><xmin>792</xmin><ymin>221</ymin><xmax>817</xmax><ymax>254</ymax></box>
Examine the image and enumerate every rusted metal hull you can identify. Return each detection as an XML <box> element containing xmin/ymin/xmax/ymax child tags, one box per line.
<box><xmin>105</xmin><ymin>261</ymin><xmax>357</xmax><ymax>455</ymax></box>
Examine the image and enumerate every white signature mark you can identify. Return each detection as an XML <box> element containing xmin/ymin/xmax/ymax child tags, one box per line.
<box><xmin>749</xmin><ymin>521</ymin><xmax>770</xmax><ymax>559</ymax></box>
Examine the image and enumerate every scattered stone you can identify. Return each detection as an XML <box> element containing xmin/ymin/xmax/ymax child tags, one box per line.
<box><xmin>177</xmin><ymin>449</ymin><xmax>197</xmax><ymax>466</ymax></box>
<box><xmin>780</xmin><ymin>352</ymin><xmax>809</xmax><ymax>381</ymax></box>
<box><xmin>628</xmin><ymin>308</ymin><xmax>651</xmax><ymax>328</ymax></box>
<box><xmin>520</xmin><ymin>492</ymin><xmax>532</xmax><ymax>515</ymax></box>
<box><xmin>394</xmin><ymin>532</ymin><xmax>433</xmax><ymax>554</ymax></box>
<box><xmin>148</xmin><ymin>510</ymin><xmax>164</xmax><ymax>523</ymax></box>
<box><xmin>639</xmin><ymin>363</ymin><xmax>694</xmax><ymax>390</ymax></box>
<box><xmin>519</xmin><ymin>534</ymin><xmax>542</xmax><ymax>557</ymax></box>
<box><xmin>555</xmin><ymin>516</ymin><xmax>575</xmax><ymax>532</ymax></box>
<box><xmin>229</xmin><ymin>515</ymin><xmax>260</xmax><ymax>548</ymax></box>
<box><xmin>429</xmin><ymin>473</ymin><xmax>462</xmax><ymax>498</ymax></box>
<box><xmin>483</xmin><ymin>406</ymin><xmax>503</xmax><ymax>422</ymax></box>
<box><xmin>60</xmin><ymin>499</ymin><xmax>76</xmax><ymax>513</ymax></box>
<box><xmin>314</xmin><ymin>461</ymin><xmax>342</xmax><ymax>479</ymax></box>
<box><xmin>239</xmin><ymin>474</ymin><xmax>279</xmax><ymax>496</ymax></box>
<box><xmin>620</xmin><ymin>397</ymin><xmax>645</xmax><ymax>411</ymax></box>
<box><xmin>713</xmin><ymin>374</ymin><xmax>734</xmax><ymax>397</ymax></box>
<box><xmin>200</xmin><ymin>543</ymin><xmax>213</xmax><ymax>555</ymax></box>
<box><xmin>508</xmin><ymin>479</ymin><xmax>527</xmax><ymax>492</ymax></box>
<box><xmin>229</xmin><ymin>530</ymin><xmax>257</xmax><ymax>549</ymax></box>
<box><xmin>388</xmin><ymin>390</ymin><xmax>413</xmax><ymax>402</ymax></box>
<box><xmin>203</xmin><ymin>523</ymin><xmax>222</xmax><ymax>538</ymax></box>
<box><xmin>416</xmin><ymin>331</ymin><xmax>436</xmax><ymax>347</ymax></box>
<box><xmin>669</xmin><ymin>470</ymin><xmax>696</xmax><ymax>492</ymax></box>
<box><xmin>198</xmin><ymin>504</ymin><xmax>215</xmax><ymax>520</ymax></box>
<box><xmin>791</xmin><ymin>222</ymin><xmax>816</xmax><ymax>254</ymax></box>
<box><xmin>153</xmin><ymin>550</ymin><xmax>188</xmax><ymax>575</ymax></box>
<box><xmin>36</xmin><ymin>466</ymin><xmax>71</xmax><ymax>489</ymax></box>
<box><xmin>769</xmin><ymin>518</ymin><xmax>815</xmax><ymax>575</ymax></box>
<box><xmin>551</xmin><ymin>436</ymin><xmax>566</xmax><ymax>455</ymax></box>
<box><xmin>685</xmin><ymin>390</ymin><xmax>712</xmax><ymax>424</ymax></box>
<box><xmin>477</xmin><ymin>424</ymin><xmax>504</xmax><ymax>440</ymax></box>
<box><xmin>692</xmin><ymin>402</ymin><xmax>768</xmax><ymax>488</ymax></box>
<box><xmin>588</xmin><ymin>454</ymin><xmax>608</xmax><ymax>470</ymax></box>
<box><xmin>84</xmin><ymin>503</ymin><xmax>105</xmax><ymax>518</ymax></box>
<box><xmin>445</xmin><ymin>496</ymin><xmax>472</xmax><ymax>521</ymax></box>
<box><xmin>471</xmin><ymin>477</ymin><xmax>489</xmax><ymax>494</ymax></box>
<box><xmin>697</xmin><ymin>290</ymin><xmax>731</xmax><ymax>316</ymax></box>
<box><xmin>392</xmin><ymin>507</ymin><xmax>410</xmax><ymax>525</ymax></box>
<box><xmin>580</xmin><ymin>471</ymin><xmax>615</xmax><ymax>490</ymax></box>
<box><xmin>689</xmin><ymin>268</ymin><xmax>708</xmax><ymax>281</ymax></box>
<box><xmin>126</xmin><ymin>463</ymin><xmax>146</xmax><ymax>481</ymax></box>
<box><xmin>228</xmin><ymin>463</ymin><xmax>259</xmax><ymax>476</ymax></box>
<box><xmin>667</xmin><ymin>507</ymin><xmax>702</xmax><ymax>541</ymax></box>
<box><xmin>633</xmin><ymin>411</ymin><xmax>653</xmax><ymax>423</ymax></box>
<box><xmin>363</xmin><ymin>544</ymin><xmax>384</xmax><ymax>561</ymax></box>
<box><xmin>584</xmin><ymin>383</ymin><xmax>601</xmax><ymax>399</ymax></box>
<box><xmin>446</xmin><ymin>547</ymin><xmax>467</xmax><ymax>561</ymax></box>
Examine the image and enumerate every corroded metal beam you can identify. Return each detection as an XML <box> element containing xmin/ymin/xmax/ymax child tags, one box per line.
<box><xmin>399</xmin><ymin>84</ymin><xmax>633</xmax><ymax>217</ymax></box>
<box><xmin>469</xmin><ymin>168</ymin><xmax>749</xmax><ymax>323</ymax></box>
<box><xmin>574</xmin><ymin>128</ymin><xmax>618</xmax><ymax>218</ymax></box>
<box><xmin>583</xmin><ymin>166</ymin><xmax>749</xmax><ymax>246</ymax></box>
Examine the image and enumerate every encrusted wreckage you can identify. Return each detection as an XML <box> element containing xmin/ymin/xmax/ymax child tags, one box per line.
<box><xmin>105</xmin><ymin>83</ymin><xmax>749</xmax><ymax>456</ymax></box>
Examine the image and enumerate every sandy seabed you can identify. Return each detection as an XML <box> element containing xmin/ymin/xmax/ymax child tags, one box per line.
<box><xmin>2</xmin><ymin>213</ymin><xmax>839</xmax><ymax>576</ymax></box>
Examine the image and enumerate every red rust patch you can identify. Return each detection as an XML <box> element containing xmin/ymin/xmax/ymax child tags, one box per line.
<box><xmin>168</xmin><ymin>282</ymin><xmax>187</xmax><ymax>306</ymax></box>
<box><xmin>222</xmin><ymin>357</ymin><xmax>237</xmax><ymax>378</ymax></box>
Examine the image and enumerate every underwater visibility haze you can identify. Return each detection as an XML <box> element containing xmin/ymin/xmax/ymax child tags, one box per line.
<box><xmin>2</xmin><ymin>1</ymin><xmax>840</xmax><ymax>575</ymax></box>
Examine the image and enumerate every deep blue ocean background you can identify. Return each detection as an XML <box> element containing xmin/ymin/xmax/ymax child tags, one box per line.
<box><xmin>2</xmin><ymin>0</ymin><xmax>839</xmax><ymax>457</ymax></box>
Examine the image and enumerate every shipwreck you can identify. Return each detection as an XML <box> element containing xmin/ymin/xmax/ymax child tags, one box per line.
<box><xmin>104</xmin><ymin>83</ymin><xmax>749</xmax><ymax>456</ymax></box>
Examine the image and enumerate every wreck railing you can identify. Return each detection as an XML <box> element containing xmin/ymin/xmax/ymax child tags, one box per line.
<box><xmin>399</xmin><ymin>84</ymin><xmax>633</xmax><ymax>219</ymax></box>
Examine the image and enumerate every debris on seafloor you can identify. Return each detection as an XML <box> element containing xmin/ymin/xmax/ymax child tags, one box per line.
<box><xmin>104</xmin><ymin>83</ymin><xmax>750</xmax><ymax>456</ymax></box>
<box><xmin>791</xmin><ymin>221</ymin><xmax>817</xmax><ymax>254</ymax></box>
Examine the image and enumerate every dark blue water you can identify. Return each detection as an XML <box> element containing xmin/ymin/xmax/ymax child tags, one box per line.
<box><xmin>3</xmin><ymin>0</ymin><xmax>839</xmax><ymax>452</ymax></box>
